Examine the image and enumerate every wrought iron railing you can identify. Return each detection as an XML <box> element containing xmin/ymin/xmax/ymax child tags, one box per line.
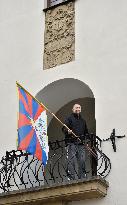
<box><xmin>0</xmin><ymin>134</ymin><xmax>111</xmax><ymax>192</ymax></box>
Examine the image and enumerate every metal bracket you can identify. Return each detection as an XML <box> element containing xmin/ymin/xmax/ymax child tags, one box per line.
<box><xmin>103</xmin><ymin>129</ymin><xmax>126</xmax><ymax>152</ymax></box>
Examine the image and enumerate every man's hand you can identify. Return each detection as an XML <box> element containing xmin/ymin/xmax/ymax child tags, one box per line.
<box><xmin>68</xmin><ymin>129</ymin><xmax>72</xmax><ymax>134</ymax></box>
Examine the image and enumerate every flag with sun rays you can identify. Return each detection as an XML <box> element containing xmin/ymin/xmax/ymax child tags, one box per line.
<box><xmin>17</xmin><ymin>83</ymin><xmax>49</xmax><ymax>166</ymax></box>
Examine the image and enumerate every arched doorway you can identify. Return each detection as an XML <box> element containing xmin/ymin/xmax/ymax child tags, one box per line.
<box><xmin>36</xmin><ymin>78</ymin><xmax>95</xmax><ymax>137</ymax></box>
<box><xmin>36</xmin><ymin>78</ymin><xmax>96</xmax><ymax>181</ymax></box>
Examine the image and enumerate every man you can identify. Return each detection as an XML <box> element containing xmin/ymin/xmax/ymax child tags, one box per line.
<box><xmin>62</xmin><ymin>104</ymin><xmax>89</xmax><ymax>180</ymax></box>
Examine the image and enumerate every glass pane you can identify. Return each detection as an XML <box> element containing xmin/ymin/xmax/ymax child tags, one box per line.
<box><xmin>50</xmin><ymin>0</ymin><xmax>65</xmax><ymax>7</ymax></box>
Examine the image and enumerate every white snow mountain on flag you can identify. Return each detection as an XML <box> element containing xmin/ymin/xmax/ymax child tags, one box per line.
<box><xmin>34</xmin><ymin>110</ymin><xmax>49</xmax><ymax>160</ymax></box>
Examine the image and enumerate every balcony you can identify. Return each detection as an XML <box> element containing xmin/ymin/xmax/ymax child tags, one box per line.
<box><xmin>0</xmin><ymin>134</ymin><xmax>111</xmax><ymax>204</ymax></box>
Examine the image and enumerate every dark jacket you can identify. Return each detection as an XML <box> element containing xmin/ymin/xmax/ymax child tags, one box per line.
<box><xmin>62</xmin><ymin>113</ymin><xmax>89</xmax><ymax>144</ymax></box>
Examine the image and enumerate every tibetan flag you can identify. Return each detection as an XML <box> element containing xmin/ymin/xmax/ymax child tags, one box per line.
<box><xmin>17</xmin><ymin>83</ymin><xmax>49</xmax><ymax>166</ymax></box>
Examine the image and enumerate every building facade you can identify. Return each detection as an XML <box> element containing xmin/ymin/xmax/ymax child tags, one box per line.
<box><xmin>0</xmin><ymin>0</ymin><xmax>127</xmax><ymax>204</ymax></box>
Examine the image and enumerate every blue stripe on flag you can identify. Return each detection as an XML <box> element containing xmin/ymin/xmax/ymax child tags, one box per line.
<box><xmin>26</xmin><ymin>132</ymin><xmax>37</xmax><ymax>156</ymax></box>
<box><xmin>19</xmin><ymin>87</ymin><xmax>28</xmax><ymax>104</ymax></box>
<box><xmin>42</xmin><ymin>150</ymin><xmax>47</xmax><ymax>165</ymax></box>
<box><xmin>18</xmin><ymin>125</ymin><xmax>32</xmax><ymax>145</ymax></box>
<box><xmin>32</xmin><ymin>98</ymin><xmax>39</xmax><ymax>118</ymax></box>
<box><xmin>19</xmin><ymin>100</ymin><xmax>30</xmax><ymax>118</ymax></box>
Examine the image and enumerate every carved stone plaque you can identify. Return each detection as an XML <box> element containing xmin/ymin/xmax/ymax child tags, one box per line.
<box><xmin>43</xmin><ymin>1</ymin><xmax>75</xmax><ymax>69</ymax></box>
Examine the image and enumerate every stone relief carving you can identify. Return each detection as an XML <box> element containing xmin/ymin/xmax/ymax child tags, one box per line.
<box><xmin>43</xmin><ymin>1</ymin><xmax>75</xmax><ymax>69</ymax></box>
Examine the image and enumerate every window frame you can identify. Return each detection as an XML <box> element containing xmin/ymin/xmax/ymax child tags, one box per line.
<box><xmin>44</xmin><ymin>0</ymin><xmax>72</xmax><ymax>10</ymax></box>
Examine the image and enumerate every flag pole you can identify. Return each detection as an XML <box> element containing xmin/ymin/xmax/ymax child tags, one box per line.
<box><xmin>16</xmin><ymin>82</ymin><xmax>97</xmax><ymax>158</ymax></box>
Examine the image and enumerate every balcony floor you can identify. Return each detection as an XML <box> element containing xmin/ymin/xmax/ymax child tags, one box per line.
<box><xmin>0</xmin><ymin>176</ymin><xmax>109</xmax><ymax>205</ymax></box>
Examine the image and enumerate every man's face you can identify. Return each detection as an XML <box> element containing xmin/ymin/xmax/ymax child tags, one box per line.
<box><xmin>72</xmin><ymin>104</ymin><xmax>81</xmax><ymax>114</ymax></box>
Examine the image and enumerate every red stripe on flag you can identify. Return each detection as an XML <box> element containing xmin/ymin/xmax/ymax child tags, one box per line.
<box><xmin>18</xmin><ymin>129</ymin><xmax>34</xmax><ymax>150</ymax></box>
<box><xmin>35</xmin><ymin>138</ymin><xmax>42</xmax><ymax>161</ymax></box>
<box><xmin>18</xmin><ymin>88</ymin><xmax>29</xmax><ymax>114</ymax></box>
<box><xmin>18</xmin><ymin>113</ymin><xmax>31</xmax><ymax>128</ymax></box>
<box><xmin>34</xmin><ymin>106</ymin><xmax>45</xmax><ymax>121</ymax></box>
<box><xmin>26</xmin><ymin>93</ymin><xmax>33</xmax><ymax>117</ymax></box>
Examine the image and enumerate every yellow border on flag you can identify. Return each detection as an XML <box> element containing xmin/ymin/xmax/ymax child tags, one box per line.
<box><xmin>16</xmin><ymin>84</ymin><xmax>19</xmax><ymax>149</ymax></box>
